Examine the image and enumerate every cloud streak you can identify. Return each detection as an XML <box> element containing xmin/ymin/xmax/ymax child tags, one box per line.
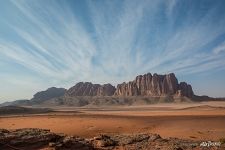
<box><xmin>213</xmin><ymin>41</ymin><xmax>225</xmax><ymax>54</ymax></box>
<box><xmin>0</xmin><ymin>0</ymin><xmax>225</xmax><ymax>100</ymax></box>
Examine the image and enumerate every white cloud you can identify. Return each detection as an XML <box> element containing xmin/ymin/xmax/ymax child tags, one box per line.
<box><xmin>213</xmin><ymin>41</ymin><xmax>225</xmax><ymax>54</ymax></box>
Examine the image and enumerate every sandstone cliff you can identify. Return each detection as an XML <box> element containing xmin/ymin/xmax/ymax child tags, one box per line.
<box><xmin>114</xmin><ymin>73</ymin><xmax>194</xmax><ymax>98</ymax></box>
<box><xmin>97</xmin><ymin>84</ymin><xmax>116</xmax><ymax>96</ymax></box>
<box><xmin>177</xmin><ymin>82</ymin><xmax>194</xmax><ymax>98</ymax></box>
<box><xmin>66</xmin><ymin>73</ymin><xmax>193</xmax><ymax>98</ymax></box>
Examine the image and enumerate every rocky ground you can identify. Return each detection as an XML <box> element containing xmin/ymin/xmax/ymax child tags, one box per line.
<box><xmin>0</xmin><ymin>128</ymin><xmax>224</xmax><ymax>150</ymax></box>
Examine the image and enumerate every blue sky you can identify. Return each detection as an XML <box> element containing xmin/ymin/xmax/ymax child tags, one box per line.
<box><xmin>0</xmin><ymin>0</ymin><xmax>225</xmax><ymax>102</ymax></box>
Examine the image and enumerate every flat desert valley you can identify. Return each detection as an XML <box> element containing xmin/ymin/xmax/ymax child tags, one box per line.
<box><xmin>1</xmin><ymin>101</ymin><xmax>225</xmax><ymax>141</ymax></box>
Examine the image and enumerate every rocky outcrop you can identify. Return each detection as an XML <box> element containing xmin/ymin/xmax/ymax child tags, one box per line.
<box><xmin>31</xmin><ymin>87</ymin><xmax>66</xmax><ymax>103</ymax></box>
<box><xmin>66</xmin><ymin>82</ymin><xmax>101</xmax><ymax>96</ymax></box>
<box><xmin>114</xmin><ymin>82</ymin><xmax>139</xmax><ymax>96</ymax></box>
<box><xmin>177</xmin><ymin>82</ymin><xmax>194</xmax><ymax>98</ymax></box>
<box><xmin>93</xmin><ymin>133</ymin><xmax>223</xmax><ymax>150</ymax></box>
<box><xmin>66</xmin><ymin>73</ymin><xmax>193</xmax><ymax>98</ymax></box>
<box><xmin>1</xmin><ymin>128</ymin><xmax>223</xmax><ymax>150</ymax></box>
<box><xmin>66</xmin><ymin>82</ymin><xmax>116</xmax><ymax>96</ymax></box>
<box><xmin>115</xmin><ymin>73</ymin><xmax>193</xmax><ymax>98</ymax></box>
<box><xmin>0</xmin><ymin>128</ymin><xmax>92</xmax><ymax>150</ymax></box>
<box><xmin>97</xmin><ymin>84</ymin><xmax>116</xmax><ymax>96</ymax></box>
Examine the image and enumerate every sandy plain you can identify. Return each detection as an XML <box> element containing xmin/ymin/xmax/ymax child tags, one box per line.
<box><xmin>0</xmin><ymin>101</ymin><xmax>225</xmax><ymax>141</ymax></box>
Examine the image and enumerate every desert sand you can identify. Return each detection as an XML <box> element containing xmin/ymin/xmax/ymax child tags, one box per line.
<box><xmin>0</xmin><ymin>101</ymin><xmax>225</xmax><ymax>141</ymax></box>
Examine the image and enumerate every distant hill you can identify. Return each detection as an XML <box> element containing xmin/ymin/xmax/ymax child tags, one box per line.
<box><xmin>0</xmin><ymin>106</ymin><xmax>51</xmax><ymax>115</ymax></box>
<box><xmin>0</xmin><ymin>87</ymin><xmax>66</xmax><ymax>106</ymax></box>
<box><xmin>0</xmin><ymin>99</ymin><xmax>30</xmax><ymax>106</ymax></box>
<box><xmin>31</xmin><ymin>87</ymin><xmax>66</xmax><ymax>103</ymax></box>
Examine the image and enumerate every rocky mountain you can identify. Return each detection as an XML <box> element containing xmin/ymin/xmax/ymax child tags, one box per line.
<box><xmin>66</xmin><ymin>82</ymin><xmax>116</xmax><ymax>96</ymax></box>
<box><xmin>114</xmin><ymin>73</ymin><xmax>194</xmax><ymax>98</ymax></box>
<box><xmin>177</xmin><ymin>82</ymin><xmax>194</xmax><ymax>98</ymax></box>
<box><xmin>31</xmin><ymin>87</ymin><xmax>66</xmax><ymax>103</ymax></box>
<box><xmin>66</xmin><ymin>73</ymin><xmax>193</xmax><ymax>98</ymax></box>
<box><xmin>0</xmin><ymin>73</ymin><xmax>203</xmax><ymax>107</ymax></box>
<box><xmin>97</xmin><ymin>83</ymin><xmax>116</xmax><ymax>96</ymax></box>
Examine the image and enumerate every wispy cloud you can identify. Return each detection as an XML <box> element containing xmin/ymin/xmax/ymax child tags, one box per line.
<box><xmin>1</xmin><ymin>0</ymin><xmax>97</xmax><ymax>81</ymax></box>
<box><xmin>0</xmin><ymin>0</ymin><xmax>225</xmax><ymax>100</ymax></box>
<box><xmin>213</xmin><ymin>41</ymin><xmax>225</xmax><ymax>54</ymax></box>
<box><xmin>87</xmin><ymin>0</ymin><xmax>148</xmax><ymax>76</ymax></box>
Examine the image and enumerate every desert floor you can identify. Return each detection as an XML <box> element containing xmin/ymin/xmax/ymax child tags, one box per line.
<box><xmin>0</xmin><ymin>101</ymin><xmax>225</xmax><ymax>141</ymax></box>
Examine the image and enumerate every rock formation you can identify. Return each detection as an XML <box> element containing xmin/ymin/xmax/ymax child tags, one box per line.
<box><xmin>177</xmin><ymin>82</ymin><xmax>194</xmax><ymax>98</ymax></box>
<box><xmin>115</xmin><ymin>73</ymin><xmax>194</xmax><ymax>98</ymax></box>
<box><xmin>66</xmin><ymin>82</ymin><xmax>116</xmax><ymax>96</ymax></box>
<box><xmin>31</xmin><ymin>87</ymin><xmax>66</xmax><ymax>103</ymax></box>
<box><xmin>1</xmin><ymin>128</ymin><xmax>223</xmax><ymax>150</ymax></box>
<box><xmin>97</xmin><ymin>84</ymin><xmax>116</xmax><ymax>96</ymax></box>
<box><xmin>66</xmin><ymin>73</ymin><xmax>193</xmax><ymax>98</ymax></box>
<box><xmin>0</xmin><ymin>128</ymin><xmax>92</xmax><ymax>150</ymax></box>
<box><xmin>0</xmin><ymin>73</ymin><xmax>196</xmax><ymax>107</ymax></box>
<box><xmin>66</xmin><ymin>82</ymin><xmax>100</xmax><ymax>96</ymax></box>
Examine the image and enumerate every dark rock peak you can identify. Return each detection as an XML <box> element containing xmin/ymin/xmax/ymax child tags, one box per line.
<box><xmin>31</xmin><ymin>87</ymin><xmax>66</xmax><ymax>102</ymax></box>
<box><xmin>177</xmin><ymin>82</ymin><xmax>194</xmax><ymax>98</ymax></box>
<box><xmin>66</xmin><ymin>82</ymin><xmax>116</xmax><ymax>96</ymax></box>
<box><xmin>97</xmin><ymin>84</ymin><xmax>116</xmax><ymax>96</ymax></box>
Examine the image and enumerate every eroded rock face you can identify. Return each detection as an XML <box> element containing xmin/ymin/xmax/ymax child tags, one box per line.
<box><xmin>114</xmin><ymin>82</ymin><xmax>139</xmax><ymax>96</ymax></box>
<box><xmin>66</xmin><ymin>82</ymin><xmax>100</xmax><ymax>96</ymax></box>
<box><xmin>162</xmin><ymin>73</ymin><xmax>178</xmax><ymax>95</ymax></box>
<box><xmin>66</xmin><ymin>82</ymin><xmax>116</xmax><ymax>96</ymax></box>
<box><xmin>97</xmin><ymin>84</ymin><xmax>116</xmax><ymax>96</ymax></box>
<box><xmin>177</xmin><ymin>82</ymin><xmax>194</xmax><ymax>98</ymax></box>
<box><xmin>0</xmin><ymin>128</ymin><xmax>61</xmax><ymax>149</ymax></box>
<box><xmin>66</xmin><ymin>73</ymin><xmax>193</xmax><ymax>98</ymax></box>
<box><xmin>114</xmin><ymin>73</ymin><xmax>193</xmax><ymax>98</ymax></box>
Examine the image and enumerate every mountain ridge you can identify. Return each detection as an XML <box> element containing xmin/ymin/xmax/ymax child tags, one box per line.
<box><xmin>1</xmin><ymin>72</ymin><xmax>223</xmax><ymax>107</ymax></box>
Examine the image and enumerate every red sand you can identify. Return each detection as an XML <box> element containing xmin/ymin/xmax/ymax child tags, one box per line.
<box><xmin>0</xmin><ymin>102</ymin><xmax>225</xmax><ymax>141</ymax></box>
